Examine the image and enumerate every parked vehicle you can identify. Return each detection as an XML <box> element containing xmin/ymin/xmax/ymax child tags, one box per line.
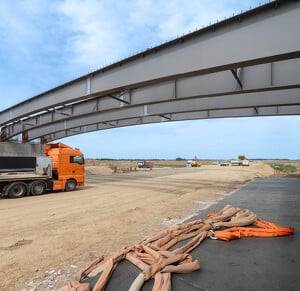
<box><xmin>137</xmin><ymin>161</ymin><xmax>154</xmax><ymax>168</ymax></box>
<box><xmin>231</xmin><ymin>160</ymin><xmax>242</xmax><ymax>166</ymax></box>
<box><xmin>231</xmin><ymin>155</ymin><xmax>250</xmax><ymax>166</ymax></box>
<box><xmin>220</xmin><ymin>161</ymin><xmax>230</xmax><ymax>166</ymax></box>
<box><xmin>0</xmin><ymin>142</ymin><xmax>84</xmax><ymax>198</ymax></box>
<box><xmin>242</xmin><ymin>160</ymin><xmax>250</xmax><ymax>166</ymax></box>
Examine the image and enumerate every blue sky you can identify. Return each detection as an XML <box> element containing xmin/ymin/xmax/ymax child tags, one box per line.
<box><xmin>0</xmin><ymin>0</ymin><xmax>299</xmax><ymax>159</ymax></box>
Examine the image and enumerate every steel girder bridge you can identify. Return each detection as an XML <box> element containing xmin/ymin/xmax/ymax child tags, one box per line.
<box><xmin>0</xmin><ymin>0</ymin><xmax>300</xmax><ymax>143</ymax></box>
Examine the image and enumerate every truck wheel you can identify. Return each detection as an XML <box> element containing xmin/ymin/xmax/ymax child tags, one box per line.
<box><xmin>30</xmin><ymin>181</ymin><xmax>46</xmax><ymax>195</ymax></box>
<box><xmin>7</xmin><ymin>182</ymin><xmax>27</xmax><ymax>198</ymax></box>
<box><xmin>65</xmin><ymin>179</ymin><xmax>77</xmax><ymax>191</ymax></box>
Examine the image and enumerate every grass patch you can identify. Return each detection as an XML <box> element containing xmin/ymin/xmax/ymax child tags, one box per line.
<box><xmin>271</xmin><ymin>164</ymin><xmax>297</xmax><ymax>174</ymax></box>
<box><xmin>155</xmin><ymin>164</ymin><xmax>186</xmax><ymax>168</ymax></box>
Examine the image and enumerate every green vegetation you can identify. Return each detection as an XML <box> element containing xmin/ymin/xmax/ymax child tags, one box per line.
<box><xmin>271</xmin><ymin>164</ymin><xmax>297</xmax><ymax>174</ymax></box>
<box><xmin>155</xmin><ymin>163</ymin><xmax>186</xmax><ymax>168</ymax></box>
<box><xmin>175</xmin><ymin>157</ymin><xmax>185</xmax><ymax>161</ymax></box>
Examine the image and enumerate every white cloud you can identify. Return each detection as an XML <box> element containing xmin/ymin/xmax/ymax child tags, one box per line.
<box><xmin>54</xmin><ymin>0</ymin><xmax>264</xmax><ymax>75</ymax></box>
<box><xmin>56</xmin><ymin>0</ymin><xmax>129</xmax><ymax>74</ymax></box>
<box><xmin>0</xmin><ymin>1</ymin><xmax>56</xmax><ymax>60</ymax></box>
<box><xmin>0</xmin><ymin>0</ymin><xmax>69</xmax><ymax>107</ymax></box>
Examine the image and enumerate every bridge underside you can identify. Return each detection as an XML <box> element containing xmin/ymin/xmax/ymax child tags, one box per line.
<box><xmin>0</xmin><ymin>0</ymin><xmax>300</xmax><ymax>142</ymax></box>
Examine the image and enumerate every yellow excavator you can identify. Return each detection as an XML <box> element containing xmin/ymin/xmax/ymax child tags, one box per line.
<box><xmin>186</xmin><ymin>160</ymin><xmax>201</xmax><ymax>167</ymax></box>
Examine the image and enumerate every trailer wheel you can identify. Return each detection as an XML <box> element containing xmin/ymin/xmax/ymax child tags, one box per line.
<box><xmin>30</xmin><ymin>181</ymin><xmax>46</xmax><ymax>195</ymax></box>
<box><xmin>65</xmin><ymin>179</ymin><xmax>77</xmax><ymax>191</ymax></box>
<box><xmin>7</xmin><ymin>182</ymin><xmax>27</xmax><ymax>198</ymax></box>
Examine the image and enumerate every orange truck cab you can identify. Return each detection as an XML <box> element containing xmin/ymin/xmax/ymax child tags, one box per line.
<box><xmin>44</xmin><ymin>142</ymin><xmax>85</xmax><ymax>191</ymax></box>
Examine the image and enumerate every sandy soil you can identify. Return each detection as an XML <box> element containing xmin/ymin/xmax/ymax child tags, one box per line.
<box><xmin>0</xmin><ymin>162</ymin><xmax>273</xmax><ymax>290</ymax></box>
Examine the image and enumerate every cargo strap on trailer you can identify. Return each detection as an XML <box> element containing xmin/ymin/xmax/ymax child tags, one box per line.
<box><xmin>60</xmin><ymin>205</ymin><xmax>294</xmax><ymax>291</ymax></box>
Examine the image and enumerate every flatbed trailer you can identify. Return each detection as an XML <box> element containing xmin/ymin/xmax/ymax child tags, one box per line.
<box><xmin>0</xmin><ymin>173</ymin><xmax>50</xmax><ymax>181</ymax></box>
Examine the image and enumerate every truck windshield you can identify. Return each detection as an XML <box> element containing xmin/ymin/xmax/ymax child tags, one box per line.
<box><xmin>70</xmin><ymin>156</ymin><xmax>84</xmax><ymax>165</ymax></box>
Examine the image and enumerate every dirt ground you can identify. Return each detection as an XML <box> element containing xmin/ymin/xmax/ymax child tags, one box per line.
<box><xmin>0</xmin><ymin>162</ymin><xmax>273</xmax><ymax>290</ymax></box>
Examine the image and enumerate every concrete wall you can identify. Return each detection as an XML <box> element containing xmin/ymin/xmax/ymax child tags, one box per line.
<box><xmin>0</xmin><ymin>142</ymin><xmax>45</xmax><ymax>157</ymax></box>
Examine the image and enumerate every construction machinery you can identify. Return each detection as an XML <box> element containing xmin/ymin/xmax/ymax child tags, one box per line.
<box><xmin>186</xmin><ymin>160</ymin><xmax>201</xmax><ymax>167</ymax></box>
<box><xmin>231</xmin><ymin>155</ymin><xmax>250</xmax><ymax>166</ymax></box>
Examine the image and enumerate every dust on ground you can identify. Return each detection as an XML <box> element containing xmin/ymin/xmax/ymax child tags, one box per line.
<box><xmin>0</xmin><ymin>162</ymin><xmax>273</xmax><ymax>290</ymax></box>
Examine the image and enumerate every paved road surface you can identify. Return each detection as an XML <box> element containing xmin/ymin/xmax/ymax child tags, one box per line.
<box><xmin>85</xmin><ymin>177</ymin><xmax>300</xmax><ymax>291</ymax></box>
